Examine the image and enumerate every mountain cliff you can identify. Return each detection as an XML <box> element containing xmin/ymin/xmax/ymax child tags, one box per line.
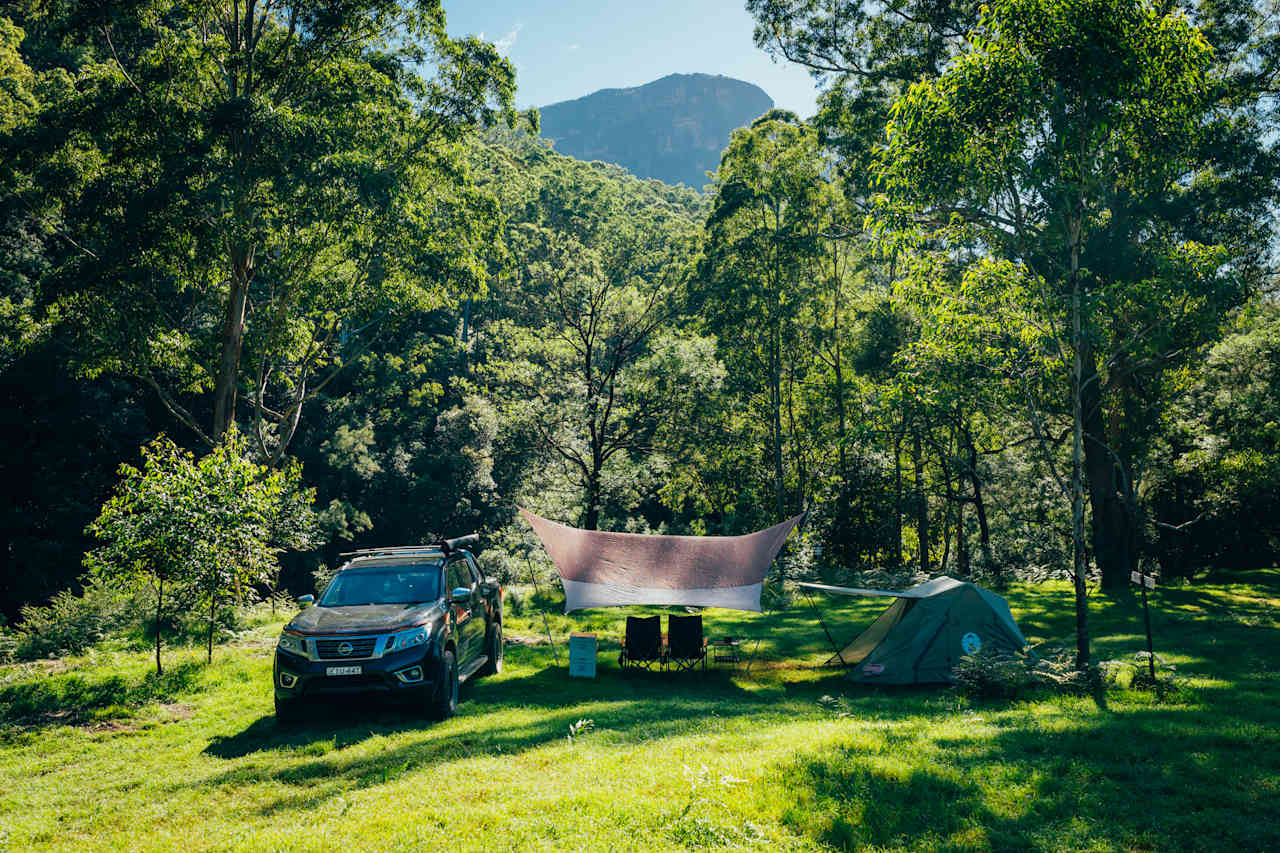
<box><xmin>538</xmin><ymin>73</ymin><xmax>775</xmax><ymax>190</ymax></box>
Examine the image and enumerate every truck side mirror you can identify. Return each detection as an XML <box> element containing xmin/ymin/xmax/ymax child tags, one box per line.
<box><xmin>297</xmin><ymin>594</ymin><xmax>315</xmax><ymax>607</ymax></box>
<box><xmin>450</xmin><ymin>587</ymin><xmax>471</xmax><ymax>603</ymax></box>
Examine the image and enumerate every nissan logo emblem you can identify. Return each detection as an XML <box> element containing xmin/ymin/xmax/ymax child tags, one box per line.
<box><xmin>337</xmin><ymin>641</ymin><xmax>354</xmax><ymax>656</ymax></box>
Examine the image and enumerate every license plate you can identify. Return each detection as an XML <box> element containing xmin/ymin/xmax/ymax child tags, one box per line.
<box><xmin>326</xmin><ymin>665</ymin><xmax>362</xmax><ymax>676</ymax></box>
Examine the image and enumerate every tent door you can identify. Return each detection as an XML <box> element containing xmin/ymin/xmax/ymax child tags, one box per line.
<box><xmin>826</xmin><ymin>599</ymin><xmax>914</xmax><ymax>667</ymax></box>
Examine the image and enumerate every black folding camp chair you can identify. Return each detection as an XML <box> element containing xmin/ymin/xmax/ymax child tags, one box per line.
<box><xmin>665</xmin><ymin>613</ymin><xmax>707</xmax><ymax>672</ymax></box>
<box><xmin>619</xmin><ymin>615</ymin><xmax>663</xmax><ymax>671</ymax></box>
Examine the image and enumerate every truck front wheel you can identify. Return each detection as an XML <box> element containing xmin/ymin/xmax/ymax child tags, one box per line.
<box><xmin>427</xmin><ymin>649</ymin><xmax>458</xmax><ymax>721</ymax></box>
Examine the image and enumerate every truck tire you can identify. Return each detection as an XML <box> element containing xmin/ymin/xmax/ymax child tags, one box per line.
<box><xmin>479</xmin><ymin>623</ymin><xmax>503</xmax><ymax>677</ymax></box>
<box><xmin>428</xmin><ymin>649</ymin><xmax>458</xmax><ymax>721</ymax></box>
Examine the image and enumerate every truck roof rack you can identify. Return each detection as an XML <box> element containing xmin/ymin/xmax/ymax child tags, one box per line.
<box><xmin>339</xmin><ymin>545</ymin><xmax>442</xmax><ymax>559</ymax></box>
<box><xmin>339</xmin><ymin>534</ymin><xmax>479</xmax><ymax>560</ymax></box>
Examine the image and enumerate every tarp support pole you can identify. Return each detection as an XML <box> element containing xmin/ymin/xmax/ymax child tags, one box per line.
<box><xmin>803</xmin><ymin>587</ymin><xmax>847</xmax><ymax>670</ymax></box>
<box><xmin>525</xmin><ymin>556</ymin><xmax>560</xmax><ymax>667</ymax></box>
<box><xmin>744</xmin><ymin>512</ymin><xmax>809</xmax><ymax>676</ymax></box>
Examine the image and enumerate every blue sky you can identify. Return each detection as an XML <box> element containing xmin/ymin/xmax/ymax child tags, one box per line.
<box><xmin>442</xmin><ymin>1</ymin><xmax>822</xmax><ymax>117</ymax></box>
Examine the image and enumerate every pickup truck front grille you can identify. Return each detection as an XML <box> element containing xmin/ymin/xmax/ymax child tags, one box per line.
<box><xmin>314</xmin><ymin>637</ymin><xmax>377</xmax><ymax>659</ymax></box>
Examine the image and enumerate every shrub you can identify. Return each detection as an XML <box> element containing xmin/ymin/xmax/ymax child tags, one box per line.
<box><xmin>12</xmin><ymin>577</ymin><xmax>150</xmax><ymax>660</ymax></box>
<box><xmin>953</xmin><ymin>647</ymin><xmax>1039</xmax><ymax>700</ymax></box>
<box><xmin>1100</xmin><ymin>651</ymin><xmax>1191</xmax><ymax>701</ymax></box>
<box><xmin>311</xmin><ymin>562</ymin><xmax>336</xmax><ymax>596</ymax></box>
<box><xmin>504</xmin><ymin>587</ymin><xmax>525</xmax><ymax>617</ymax></box>
<box><xmin>174</xmin><ymin>603</ymin><xmax>246</xmax><ymax>645</ymax></box>
<box><xmin>0</xmin><ymin>628</ymin><xmax>17</xmax><ymax>664</ymax></box>
<box><xmin>86</xmin><ymin>432</ymin><xmax>320</xmax><ymax>673</ymax></box>
<box><xmin>953</xmin><ymin>646</ymin><xmax>1099</xmax><ymax>700</ymax></box>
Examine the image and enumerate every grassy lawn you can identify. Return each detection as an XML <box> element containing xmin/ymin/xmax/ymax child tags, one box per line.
<box><xmin>1</xmin><ymin>574</ymin><xmax>1277</xmax><ymax>852</ymax></box>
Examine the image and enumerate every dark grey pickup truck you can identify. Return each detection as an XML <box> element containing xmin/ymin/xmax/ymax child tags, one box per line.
<box><xmin>273</xmin><ymin>535</ymin><xmax>502</xmax><ymax>723</ymax></box>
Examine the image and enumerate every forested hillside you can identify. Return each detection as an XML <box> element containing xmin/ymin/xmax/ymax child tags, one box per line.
<box><xmin>539</xmin><ymin>73</ymin><xmax>775</xmax><ymax>188</ymax></box>
<box><xmin>2</xmin><ymin>0</ymin><xmax>1279</xmax><ymax>656</ymax></box>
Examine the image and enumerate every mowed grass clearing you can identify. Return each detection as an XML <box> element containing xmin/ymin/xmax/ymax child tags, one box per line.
<box><xmin>1</xmin><ymin>574</ymin><xmax>1278</xmax><ymax>852</ymax></box>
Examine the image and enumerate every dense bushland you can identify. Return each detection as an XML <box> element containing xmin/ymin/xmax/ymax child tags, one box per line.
<box><xmin>2</xmin><ymin>0</ymin><xmax>1279</xmax><ymax>646</ymax></box>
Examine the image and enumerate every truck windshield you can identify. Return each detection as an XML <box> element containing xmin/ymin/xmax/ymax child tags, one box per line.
<box><xmin>319</xmin><ymin>563</ymin><xmax>443</xmax><ymax>606</ymax></box>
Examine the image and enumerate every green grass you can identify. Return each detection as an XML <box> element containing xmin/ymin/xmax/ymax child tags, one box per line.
<box><xmin>1</xmin><ymin>574</ymin><xmax>1278</xmax><ymax>852</ymax></box>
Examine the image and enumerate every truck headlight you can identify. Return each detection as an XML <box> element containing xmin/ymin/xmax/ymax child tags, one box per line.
<box><xmin>384</xmin><ymin>625</ymin><xmax>430</xmax><ymax>654</ymax></box>
<box><xmin>277</xmin><ymin>631</ymin><xmax>306</xmax><ymax>656</ymax></box>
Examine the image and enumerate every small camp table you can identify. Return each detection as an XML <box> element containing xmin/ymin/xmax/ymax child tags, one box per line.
<box><xmin>710</xmin><ymin>637</ymin><xmax>741</xmax><ymax>667</ymax></box>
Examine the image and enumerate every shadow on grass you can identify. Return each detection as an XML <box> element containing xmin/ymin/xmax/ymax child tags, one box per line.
<box><xmin>194</xmin><ymin>663</ymin><xmax>796</xmax><ymax>815</ymax></box>
<box><xmin>0</xmin><ymin>661</ymin><xmax>203</xmax><ymax>729</ymax></box>
<box><xmin>197</xmin><ymin>574</ymin><xmax>1277</xmax><ymax>830</ymax></box>
<box><xmin>779</xmin><ymin>698</ymin><xmax>1280</xmax><ymax>852</ymax></box>
<box><xmin>205</xmin><ymin>662</ymin><xmax>772</xmax><ymax>757</ymax></box>
<box><xmin>203</xmin><ymin>701</ymin><xmax>417</xmax><ymax>759</ymax></box>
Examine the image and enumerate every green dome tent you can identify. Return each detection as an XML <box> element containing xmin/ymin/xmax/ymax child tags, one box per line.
<box><xmin>799</xmin><ymin>576</ymin><xmax>1027</xmax><ymax>685</ymax></box>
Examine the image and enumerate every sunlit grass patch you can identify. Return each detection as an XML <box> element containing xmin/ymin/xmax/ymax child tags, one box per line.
<box><xmin>0</xmin><ymin>575</ymin><xmax>1277</xmax><ymax>851</ymax></box>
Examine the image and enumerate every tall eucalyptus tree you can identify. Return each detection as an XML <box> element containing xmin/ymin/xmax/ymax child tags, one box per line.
<box><xmin>7</xmin><ymin>0</ymin><xmax>517</xmax><ymax>458</ymax></box>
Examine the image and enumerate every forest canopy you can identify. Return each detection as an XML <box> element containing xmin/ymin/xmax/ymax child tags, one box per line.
<box><xmin>1</xmin><ymin>0</ymin><xmax>1278</xmax><ymax>646</ymax></box>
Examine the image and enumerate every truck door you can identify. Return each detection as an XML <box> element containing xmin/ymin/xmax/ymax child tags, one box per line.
<box><xmin>446</xmin><ymin>557</ymin><xmax>482</xmax><ymax>664</ymax></box>
<box><xmin>464</xmin><ymin>555</ymin><xmax>490</xmax><ymax>623</ymax></box>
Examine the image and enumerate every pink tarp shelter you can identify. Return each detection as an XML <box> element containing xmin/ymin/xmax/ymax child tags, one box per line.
<box><xmin>519</xmin><ymin>507</ymin><xmax>803</xmax><ymax>613</ymax></box>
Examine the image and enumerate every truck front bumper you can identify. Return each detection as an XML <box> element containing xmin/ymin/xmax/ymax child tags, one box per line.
<box><xmin>274</xmin><ymin>645</ymin><xmax>437</xmax><ymax>701</ymax></box>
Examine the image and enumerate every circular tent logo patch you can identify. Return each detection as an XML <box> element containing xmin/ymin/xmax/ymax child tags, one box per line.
<box><xmin>961</xmin><ymin>632</ymin><xmax>982</xmax><ymax>655</ymax></box>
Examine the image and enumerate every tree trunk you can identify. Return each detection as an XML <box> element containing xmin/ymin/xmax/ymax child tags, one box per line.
<box><xmin>771</xmin><ymin>332</ymin><xmax>785</xmax><ymax>521</ymax></box>
<box><xmin>936</xmin><ymin>432</ymin><xmax>956</xmax><ymax>574</ymax></box>
<box><xmin>963</xmin><ymin>425</ymin><xmax>997</xmax><ymax>582</ymax></box>
<box><xmin>892</xmin><ymin>430</ymin><xmax>904</xmax><ymax>568</ymax></box>
<box><xmin>939</xmin><ymin>505</ymin><xmax>952</xmax><ymax>574</ymax></box>
<box><xmin>207</xmin><ymin>589</ymin><xmax>216</xmax><ymax>664</ymax></box>
<box><xmin>786</xmin><ymin>366</ymin><xmax>806</xmax><ymax>511</ymax></box>
<box><xmin>831</xmin><ymin>254</ymin><xmax>849</xmax><ymax>561</ymax></box>
<box><xmin>213</xmin><ymin>268</ymin><xmax>250</xmax><ymax>440</ymax></box>
<box><xmin>1080</xmin><ymin>343</ymin><xmax>1137</xmax><ymax>591</ymax></box>
<box><xmin>913</xmin><ymin>429</ymin><xmax>929</xmax><ymax>573</ymax></box>
<box><xmin>1069</xmin><ymin>215</ymin><xmax>1091</xmax><ymax>671</ymax></box>
<box><xmin>583</xmin><ymin>470</ymin><xmax>601</xmax><ymax>531</ymax></box>
<box><xmin>956</xmin><ymin>500</ymin><xmax>970</xmax><ymax>577</ymax></box>
<box><xmin>154</xmin><ymin>576</ymin><xmax>164</xmax><ymax>676</ymax></box>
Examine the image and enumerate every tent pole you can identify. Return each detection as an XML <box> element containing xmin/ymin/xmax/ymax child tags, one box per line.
<box><xmin>744</xmin><ymin>571</ymin><xmax>777</xmax><ymax>676</ymax></box>
<box><xmin>744</xmin><ymin>582</ymin><xmax>773</xmax><ymax>676</ymax></box>
<box><xmin>525</xmin><ymin>556</ymin><xmax>560</xmax><ymax>667</ymax></box>
<box><xmin>804</xmin><ymin>587</ymin><xmax>847</xmax><ymax>670</ymax></box>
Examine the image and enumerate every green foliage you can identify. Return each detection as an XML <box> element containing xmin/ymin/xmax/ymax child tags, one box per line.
<box><xmin>0</xmin><ymin>18</ymin><xmax>36</xmax><ymax>136</ymax></box>
<box><xmin>85</xmin><ymin>432</ymin><xmax>318</xmax><ymax>671</ymax></box>
<box><xmin>4</xmin><ymin>0</ymin><xmax>1280</xmax><ymax>630</ymax></box>
<box><xmin>1099</xmin><ymin>652</ymin><xmax>1190</xmax><ymax>700</ymax></box>
<box><xmin>5</xmin><ymin>0</ymin><xmax>517</xmax><ymax>452</ymax></box>
<box><xmin>745</xmin><ymin>0</ymin><xmax>1278</xmax><ymax>593</ymax></box>
<box><xmin>873</xmin><ymin>0</ymin><xmax>1267</xmax><ymax>596</ymax></box>
<box><xmin>474</xmin><ymin>123</ymin><xmax>718</xmax><ymax>533</ymax></box>
<box><xmin>952</xmin><ymin>646</ymin><xmax>1096</xmax><ymax>700</ymax></box>
<box><xmin>10</xmin><ymin>577</ymin><xmax>148</xmax><ymax>661</ymax></box>
<box><xmin>697</xmin><ymin>112</ymin><xmax>840</xmax><ymax>523</ymax></box>
<box><xmin>310</xmin><ymin>563</ymin><xmax>337</xmax><ymax>597</ymax></box>
<box><xmin>501</xmin><ymin>586</ymin><xmax>525</xmax><ymax>618</ymax></box>
<box><xmin>1148</xmin><ymin>304</ymin><xmax>1280</xmax><ymax>573</ymax></box>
